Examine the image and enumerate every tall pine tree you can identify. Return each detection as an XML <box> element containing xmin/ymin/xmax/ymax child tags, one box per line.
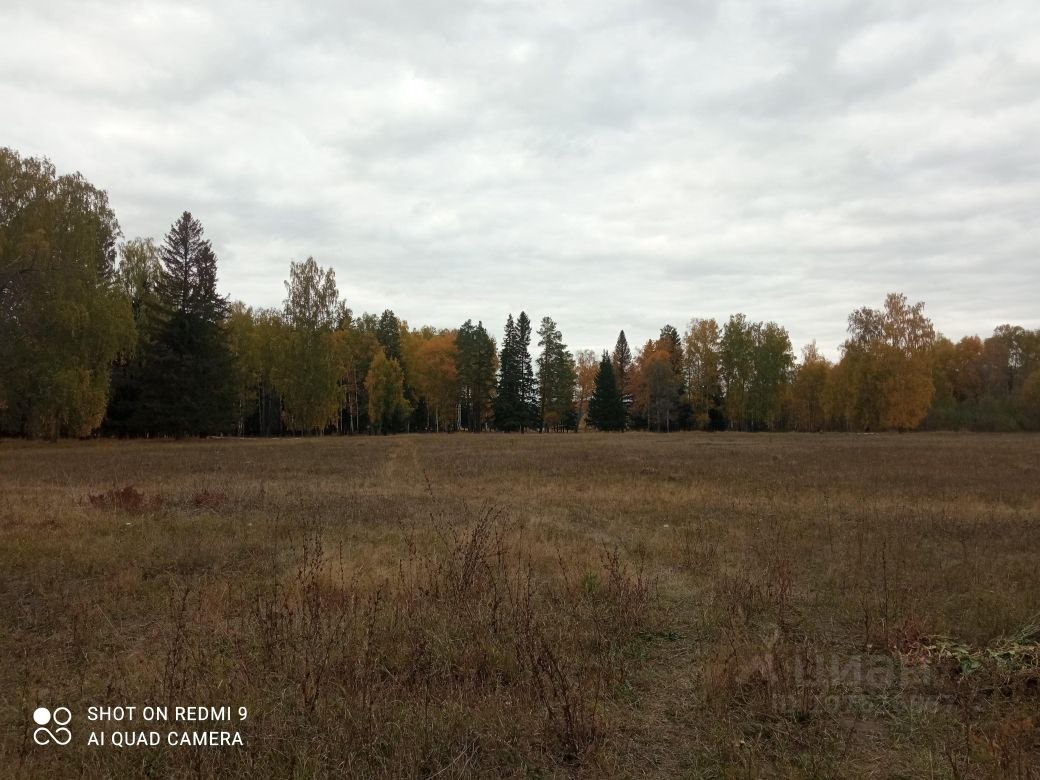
<box><xmin>612</xmin><ymin>330</ymin><xmax>632</xmax><ymax>428</ymax></box>
<box><xmin>137</xmin><ymin>211</ymin><xmax>235</xmax><ymax>436</ymax></box>
<box><xmin>613</xmin><ymin>330</ymin><xmax>632</xmax><ymax>399</ymax></box>
<box><xmin>494</xmin><ymin>311</ymin><xmax>537</xmax><ymax>431</ymax></box>
<box><xmin>516</xmin><ymin>312</ymin><xmax>537</xmax><ymax>429</ymax></box>
<box><xmin>456</xmin><ymin>320</ymin><xmax>497</xmax><ymax>431</ymax></box>
<box><xmin>494</xmin><ymin>314</ymin><xmax>522</xmax><ymax>430</ymax></box>
<box><xmin>587</xmin><ymin>351</ymin><xmax>626</xmax><ymax>431</ymax></box>
<box><xmin>537</xmin><ymin>316</ymin><xmax>577</xmax><ymax>431</ymax></box>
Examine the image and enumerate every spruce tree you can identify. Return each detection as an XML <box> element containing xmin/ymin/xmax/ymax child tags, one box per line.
<box><xmin>587</xmin><ymin>351</ymin><xmax>626</xmax><ymax>431</ymax></box>
<box><xmin>493</xmin><ymin>314</ymin><xmax>522</xmax><ymax>430</ymax></box>
<box><xmin>516</xmin><ymin>312</ymin><xmax>537</xmax><ymax>429</ymax></box>
<box><xmin>493</xmin><ymin>311</ymin><xmax>538</xmax><ymax>431</ymax></box>
<box><xmin>612</xmin><ymin>330</ymin><xmax>632</xmax><ymax>428</ymax></box>
<box><xmin>137</xmin><ymin>211</ymin><xmax>235</xmax><ymax>436</ymax></box>
<box><xmin>612</xmin><ymin>330</ymin><xmax>632</xmax><ymax>400</ymax></box>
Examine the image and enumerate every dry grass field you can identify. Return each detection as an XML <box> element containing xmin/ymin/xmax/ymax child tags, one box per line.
<box><xmin>1</xmin><ymin>433</ymin><xmax>1039</xmax><ymax>778</ymax></box>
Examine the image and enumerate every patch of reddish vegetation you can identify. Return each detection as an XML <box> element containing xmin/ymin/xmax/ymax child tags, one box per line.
<box><xmin>192</xmin><ymin>491</ymin><xmax>226</xmax><ymax>510</ymax></box>
<box><xmin>88</xmin><ymin>486</ymin><xmax>150</xmax><ymax>513</ymax></box>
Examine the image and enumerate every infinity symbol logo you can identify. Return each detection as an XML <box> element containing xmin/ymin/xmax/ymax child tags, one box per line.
<box><xmin>32</xmin><ymin>707</ymin><xmax>72</xmax><ymax>746</ymax></box>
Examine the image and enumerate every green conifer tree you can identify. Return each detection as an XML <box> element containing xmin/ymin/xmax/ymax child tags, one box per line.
<box><xmin>517</xmin><ymin>312</ymin><xmax>538</xmax><ymax>429</ymax></box>
<box><xmin>455</xmin><ymin>320</ymin><xmax>497</xmax><ymax>431</ymax></box>
<box><xmin>587</xmin><ymin>351</ymin><xmax>626</xmax><ymax>431</ymax></box>
<box><xmin>494</xmin><ymin>314</ymin><xmax>522</xmax><ymax>430</ymax></box>
<box><xmin>137</xmin><ymin>211</ymin><xmax>236</xmax><ymax>436</ymax></box>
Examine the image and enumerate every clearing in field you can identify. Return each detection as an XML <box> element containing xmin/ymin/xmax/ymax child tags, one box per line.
<box><xmin>2</xmin><ymin>433</ymin><xmax>1039</xmax><ymax>777</ymax></box>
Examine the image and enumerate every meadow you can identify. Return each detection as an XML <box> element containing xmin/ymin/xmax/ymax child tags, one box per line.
<box><xmin>1</xmin><ymin>433</ymin><xmax>1038</xmax><ymax>778</ymax></box>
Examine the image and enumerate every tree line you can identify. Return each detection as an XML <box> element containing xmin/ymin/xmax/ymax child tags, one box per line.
<box><xmin>2</xmin><ymin>148</ymin><xmax>1038</xmax><ymax>439</ymax></box>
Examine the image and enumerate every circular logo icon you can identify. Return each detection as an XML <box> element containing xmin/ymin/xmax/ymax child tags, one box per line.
<box><xmin>32</xmin><ymin>706</ymin><xmax>72</xmax><ymax>746</ymax></box>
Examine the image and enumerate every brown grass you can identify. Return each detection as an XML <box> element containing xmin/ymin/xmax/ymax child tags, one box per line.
<box><xmin>1</xmin><ymin>432</ymin><xmax>1038</xmax><ymax>777</ymax></box>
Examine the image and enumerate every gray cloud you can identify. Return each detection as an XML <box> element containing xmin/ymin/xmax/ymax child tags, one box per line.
<box><xmin>3</xmin><ymin>0</ymin><xmax>1037</xmax><ymax>357</ymax></box>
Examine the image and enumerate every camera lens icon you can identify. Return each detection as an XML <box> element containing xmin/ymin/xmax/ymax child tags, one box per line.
<box><xmin>32</xmin><ymin>706</ymin><xmax>72</xmax><ymax>746</ymax></box>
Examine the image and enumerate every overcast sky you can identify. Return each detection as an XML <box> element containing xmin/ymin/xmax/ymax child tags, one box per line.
<box><xmin>3</xmin><ymin>0</ymin><xmax>1037</xmax><ymax>357</ymax></box>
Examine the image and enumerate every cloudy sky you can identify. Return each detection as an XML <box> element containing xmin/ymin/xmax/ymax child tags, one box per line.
<box><xmin>3</xmin><ymin>0</ymin><xmax>1037</xmax><ymax>357</ymax></box>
